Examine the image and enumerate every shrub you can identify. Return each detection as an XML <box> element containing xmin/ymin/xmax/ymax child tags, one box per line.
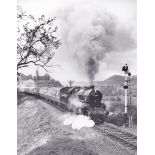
<box><xmin>106</xmin><ymin>114</ymin><xmax>126</xmax><ymax>127</ymax></box>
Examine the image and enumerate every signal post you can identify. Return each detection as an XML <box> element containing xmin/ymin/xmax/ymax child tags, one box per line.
<box><xmin>122</xmin><ymin>64</ymin><xmax>132</xmax><ymax>127</ymax></box>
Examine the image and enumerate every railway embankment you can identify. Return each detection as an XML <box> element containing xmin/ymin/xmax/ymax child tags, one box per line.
<box><xmin>18</xmin><ymin>94</ymin><xmax>135</xmax><ymax>155</ymax></box>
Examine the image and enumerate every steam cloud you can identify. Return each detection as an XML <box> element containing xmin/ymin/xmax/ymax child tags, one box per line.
<box><xmin>62</xmin><ymin>114</ymin><xmax>95</xmax><ymax>130</ymax></box>
<box><xmin>57</xmin><ymin>7</ymin><xmax>136</xmax><ymax>82</ymax></box>
<box><xmin>61</xmin><ymin>98</ymin><xmax>94</xmax><ymax>129</ymax></box>
<box><xmin>69</xmin><ymin>98</ymin><xmax>84</xmax><ymax>108</ymax></box>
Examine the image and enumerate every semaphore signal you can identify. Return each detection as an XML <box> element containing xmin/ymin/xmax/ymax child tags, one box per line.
<box><xmin>122</xmin><ymin>64</ymin><xmax>132</xmax><ymax>127</ymax></box>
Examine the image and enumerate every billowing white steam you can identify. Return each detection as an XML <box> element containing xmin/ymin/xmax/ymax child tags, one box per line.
<box><xmin>69</xmin><ymin>98</ymin><xmax>85</xmax><ymax>108</ymax></box>
<box><xmin>57</xmin><ymin>7</ymin><xmax>136</xmax><ymax>82</ymax></box>
<box><xmin>61</xmin><ymin>98</ymin><xmax>95</xmax><ymax>130</ymax></box>
<box><xmin>62</xmin><ymin>114</ymin><xmax>95</xmax><ymax>130</ymax></box>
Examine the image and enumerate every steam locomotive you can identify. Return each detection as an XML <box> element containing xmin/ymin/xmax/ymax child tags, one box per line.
<box><xmin>19</xmin><ymin>85</ymin><xmax>109</xmax><ymax>125</ymax></box>
<box><xmin>59</xmin><ymin>86</ymin><xmax>109</xmax><ymax>124</ymax></box>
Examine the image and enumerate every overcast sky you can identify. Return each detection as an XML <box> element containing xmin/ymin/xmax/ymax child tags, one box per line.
<box><xmin>18</xmin><ymin>0</ymin><xmax>137</xmax><ymax>82</ymax></box>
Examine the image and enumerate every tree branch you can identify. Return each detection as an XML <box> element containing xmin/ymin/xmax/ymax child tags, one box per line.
<box><xmin>17</xmin><ymin>7</ymin><xmax>61</xmax><ymax>73</ymax></box>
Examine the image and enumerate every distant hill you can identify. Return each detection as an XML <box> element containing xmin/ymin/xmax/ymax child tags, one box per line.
<box><xmin>95</xmin><ymin>75</ymin><xmax>137</xmax><ymax>87</ymax></box>
<box><xmin>95</xmin><ymin>75</ymin><xmax>124</xmax><ymax>86</ymax></box>
<box><xmin>95</xmin><ymin>75</ymin><xmax>137</xmax><ymax>97</ymax></box>
<box><xmin>74</xmin><ymin>75</ymin><xmax>137</xmax><ymax>87</ymax></box>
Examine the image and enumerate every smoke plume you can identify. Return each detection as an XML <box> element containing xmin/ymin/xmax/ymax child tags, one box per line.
<box><xmin>57</xmin><ymin>6</ymin><xmax>136</xmax><ymax>82</ymax></box>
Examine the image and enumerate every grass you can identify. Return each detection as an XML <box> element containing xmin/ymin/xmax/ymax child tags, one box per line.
<box><xmin>17</xmin><ymin>90</ymin><xmax>28</xmax><ymax>106</ymax></box>
<box><xmin>27</xmin><ymin>138</ymin><xmax>99</xmax><ymax>155</ymax></box>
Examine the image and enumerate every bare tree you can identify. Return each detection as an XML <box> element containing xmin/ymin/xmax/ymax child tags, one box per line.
<box><xmin>17</xmin><ymin>6</ymin><xmax>61</xmax><ymax>76</ymax></box>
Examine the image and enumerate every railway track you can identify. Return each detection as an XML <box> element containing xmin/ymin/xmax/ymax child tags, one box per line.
<box><xmin>95</xmin><ymin>123</ymin><xmax>137</xmax><ymax>152</ymax></box>
<box><xmin>22</xmin><ymin>91</ymin><xmax>137</xmax><ymax>152</ymax></box>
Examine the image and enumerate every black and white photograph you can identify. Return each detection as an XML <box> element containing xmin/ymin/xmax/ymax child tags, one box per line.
<box><xmin>17</xmin><ymin>0</ymin><xmax>137</xmax><ymax>155</ymax></box>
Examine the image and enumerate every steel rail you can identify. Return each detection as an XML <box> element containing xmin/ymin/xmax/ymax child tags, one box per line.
<box><xmin>95</xmin><ymin>124</ymin><xmax>137</xmax><ymax>152</ymax></box>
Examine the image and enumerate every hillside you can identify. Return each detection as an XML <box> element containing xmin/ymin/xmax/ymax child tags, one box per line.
<box><xmin>95</xmin><ymin>75</ymin><xmax>137</xmax><ymax>97</ymax></box>
<box><xmin>74</xmin><ymin>75</ymin><xmax>137</xmax><ymax>87</ymax></box>
<box><xmin>95</xmin><ymin>75</ymin><xmax>137</xmax><ymax>87</ymax></box>
<box><xmin>95</xmin><ymin>75</ymin><xmax>124</xmax><ymax>86</ymax></box>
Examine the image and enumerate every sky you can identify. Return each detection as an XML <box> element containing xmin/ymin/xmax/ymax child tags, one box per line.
<box><xmin>18</xmin><ymin>0</ymin><xmax>137</xmax><ymax>82</ymax></box>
